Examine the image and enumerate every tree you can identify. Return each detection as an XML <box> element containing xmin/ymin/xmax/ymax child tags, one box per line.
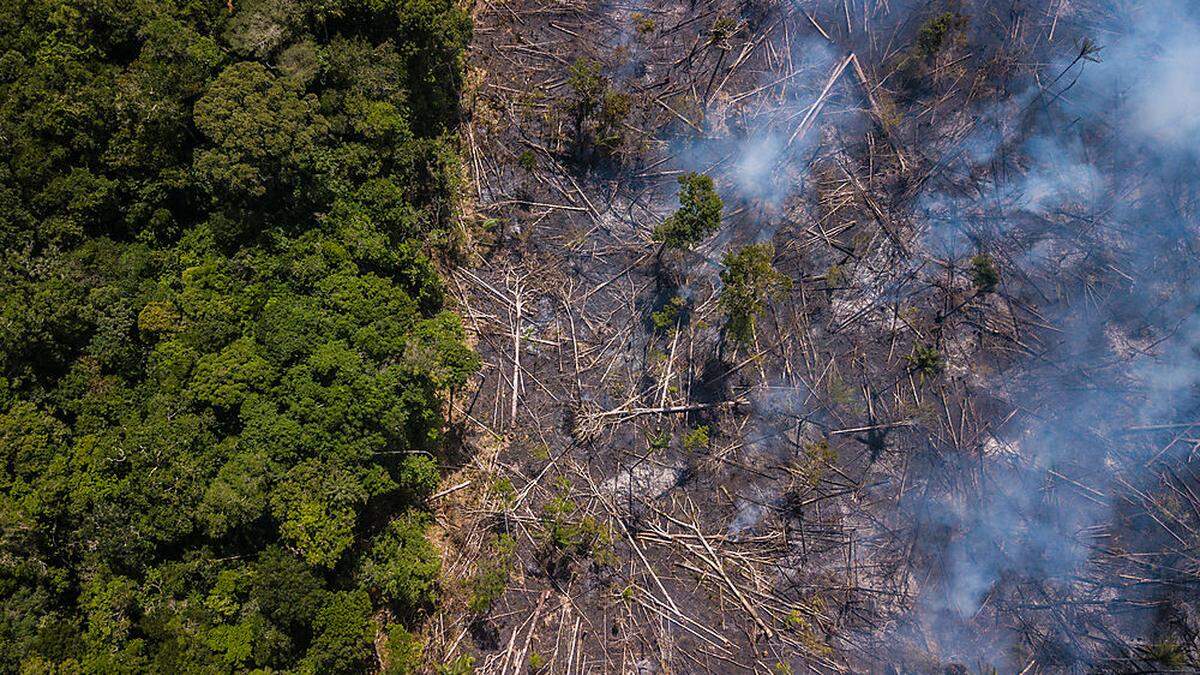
<box><xmin>303</xmin><ymin>591</ymin><xmax>375</xmax><ymax>674</ymax></box>
<box><xmin>358</xmin><ymin>510</ymin><xmax>441</xmax><ymax>612</ymax></box>
<box><xmin>565</xmin><ymin>57</ymin><xmax>632</xmax><ymax>159</ymax></box>
<box><xmin>653</xmin><ymin>173</ymin><xmax>723</xmax><ymax>249</ymax></box>
<box><xmin>193</xmin><ymin>61</ymin><xmax>329</xmax><ymax>210</ymax></box>
<box><xmin>718</xmin><ymin>244</ymin><xmax>791</xmax><ymax>345</ymax></box>
<box><xmin>270</xmin><ymin>460</ymin><xmax>369</xmax><ymax>568</ymax></box>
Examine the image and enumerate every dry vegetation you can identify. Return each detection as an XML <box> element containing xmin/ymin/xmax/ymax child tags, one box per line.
<box><xmin>426</xmin><ymin>0</ymin><xmax>1200</xmax><ymax>672</ymax></box>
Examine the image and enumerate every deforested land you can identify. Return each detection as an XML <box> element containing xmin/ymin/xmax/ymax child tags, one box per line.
<box><xmin>2</xmin><ymin>1</ymin><xmax>1200</xmax><ymax>673</ymax></box>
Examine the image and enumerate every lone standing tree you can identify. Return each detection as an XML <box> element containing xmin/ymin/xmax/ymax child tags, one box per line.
<box><xmin>719</xmin><ymin>243</ymin><xmax>792</xmax><ymax>345</ymax></box>
<box><xmin>653</xmin><ymin>172</ymin><xmax>723</xmax><ymax>249</ymax></box>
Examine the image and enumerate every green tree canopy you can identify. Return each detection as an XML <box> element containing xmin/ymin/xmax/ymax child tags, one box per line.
<box><xmin>718</xmin><ymin>243</ymin><xmax>792</xmax><ymax>345</ymax></box>
<box><xmin>653</xmin><ymin>172</ymin><xmax>724</xmax><ymax>249</ymax></box>
<box><xmin>0</xmin><ymin>0</ymin><xmax>476</xmax><ymax>671</ymax></box>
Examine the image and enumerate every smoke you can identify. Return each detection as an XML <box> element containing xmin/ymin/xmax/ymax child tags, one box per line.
<box><xmin>654</xmin><ymin>30</ymin><xmax>841</xmax><ymax>305</ymax></box>
<box><xmin>669</xmin><ymin>33</ymin><xmax>838</xmax><ymax>219</ymax></box>
<box><xmin>909</xmin><ymin>0</ymin><xmax>1200</xmax><ymax>667</ymax></box>
<box><xmin>730</xmin><ymin>131</ymin><xmax>789</xmax><ymax>203</ymax></box>
<box><xmin>629</xmin><ymin>0</ymin><xmax>1200</xmax><ymax>666</ymax></box>
<box><xmin>1078</xmin><ymin>3</ymin><xmax>1200</xmax><ymax>155</ymax></box>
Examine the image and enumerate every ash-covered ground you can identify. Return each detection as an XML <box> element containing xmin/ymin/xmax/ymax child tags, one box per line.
<box><xmin>429</xmin><ymin>1</ymin><xmax>1200</xmax><ymax>672</ymax></box>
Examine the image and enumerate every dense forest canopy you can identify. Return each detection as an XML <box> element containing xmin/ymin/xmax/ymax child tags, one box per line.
<box><xmin>0</xmin><ymin>0</ymin><xmax>477</xmax><ymax>671</ymax></box>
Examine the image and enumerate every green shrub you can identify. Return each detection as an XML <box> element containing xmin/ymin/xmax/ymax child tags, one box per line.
<box><xmin>916</xmin><ymin>12</ymin><xmax>967</xmax><ymax>58</ymax></box>
<box><xmin>383</xmin><ymin>625</ymin><xmax>424</xmax><ymax>674</ymax></box>
<box><xmin>538</xmin><ymin>485</ymin><xmax>614</xmax><ymax>569</ymax></box>
<box><xmin>467</xmin><ymin>534</ymin><xmax>516</xmax><ymax>615</ymax></box>
<box><xmin>648</xmin><ymin>429</ymin><xmax>671</xmax><ymax>451</ymax></box>
<box><xmin>907</xmin><ymin>344</ymin><xmax>943</xmax><ymax>377</ymax></box>
<box><xmin>651</xmin><ymin>296</ymin><xmax>687</xmax><ymax>332</ymax></box>
<box><xmin>1144</xmin><ymin>641</ymin><xmax>1186</xmax><ymax>668</ymax></box>
<box><xmin>491</xmin><ymin>476</ymin><xmax>517</xmax><ymax>509</ymax></box>
<box><xmin>682</xmin><ymin>425</ymin><xmax>710</xmax><ymax>451</ymax></box>
<box><xmin>970</xmin><ymin>254</ymin><xmax>999</xmax><ymax>293</ymax></box>
<box><xmin>439</xmin><ymin>654</ymin><xmax>476</xmax><ymax>674</ymax></box>
<box><xmin>894</xmin><ymin>11</ymin><xmax>968</xmax><ymax>95</ymax></box>
<box><xmin>710</xmin><ymin>17</ymin><xmax>738</xmax><ymax>44</ymax></box>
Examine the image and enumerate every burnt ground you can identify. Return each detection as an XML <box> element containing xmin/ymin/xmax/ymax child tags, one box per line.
<box><xmin>423</xmin><ymin>1</ymin><xmax>1200</xmax><ymax>672</ymax></box>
